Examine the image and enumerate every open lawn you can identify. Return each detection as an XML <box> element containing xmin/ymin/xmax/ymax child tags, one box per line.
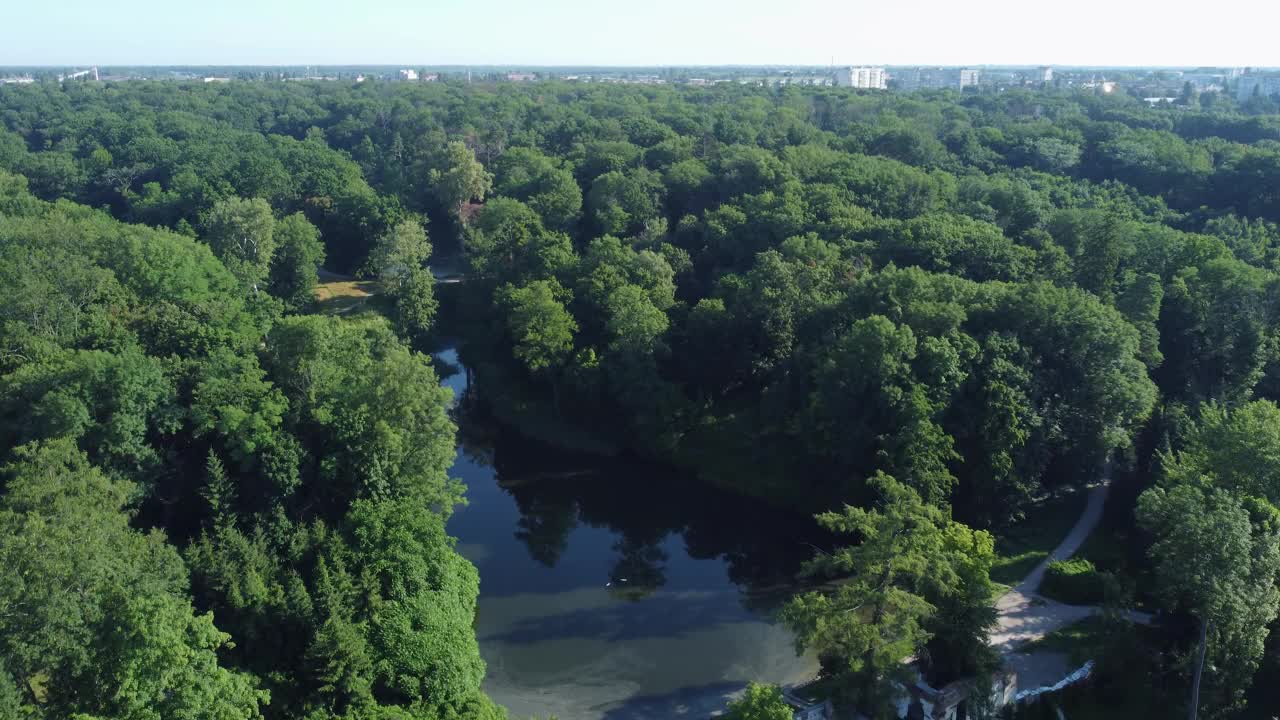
<box><xmin>990</xmin><ymin>488</ymin><xmax>1091</xmax><ymax>586</ymax></box>
<box><xmin>313</xmin><ymin>278</ymin><xmax>380</xmax><ymax>315</ymax></box>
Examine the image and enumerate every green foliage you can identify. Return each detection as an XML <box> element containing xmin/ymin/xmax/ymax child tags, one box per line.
<box><xmin>203</xmin><ymin>197</ymin><xmax>277</xmax><ymax>295</ymax></box>
<box><xmin>348</xmin><ymin>497</ymin><xmax>486</xmax><ymax>710</ymax></box>
<box><xmin>723</xmin><ymin>683</ymin><xmax>794</xmax><ymax>720</ymax></box>
<box><xmin>0</xmin><ymin>170</ymin><xmax>493</xmax><ymax>719</ymax></box>
<box><xmin>364</xmin><ymin>220</ymin><xmax>439</xmax><ymax>343</ymax></box>
<box><xmin>496</xmin><ymin>280</ymin><xmax>578</xmax><ymax>375</ymax></box>
<box><xmin>1138</xmin><ymin>480</ymin><xmax>1280</xmax><ymax>717</ymax></box>
<box><xmin>1164</xmin><ymin>400</ymin><xmax>1280</xmax><ymax>503</ymax></box>
<box><xmin>1041</xmin><ymin>559</ymin><xmax>1109</xmax><ymax>605</ymax></box>
<box><xmin>0</xmin><ymin>439</ymin><xmax>267</xmax><ymax>719</ymax></box>
<box><xmin>493</xmin><ymin>147</ymin><xmax>582</xmax><ymax>231</ymax></box>
<box><xmin>269</xmin><ymin>212</ymin><xmax>325</xmax><ymax>311</ymax></box>
<box><xmin>781</xmin><ymin>474</ymin><xmax>995</xmax><ymax>712</ymax></box>
<box><xmin>431</xmin><ymin>140</ymin><xmax>493</xmax><ymax>217</ymax></box>
<box><xmin>265</xmin><ymin>315</ymin><xmax>458</xmax><ymax>509</ymax></box>
<box><xmin>10</xmin><ymin>77</ymin><xmax>1280</xmax><ymax>719</ymax></box>
<box><xmin>366</xmin><ymin>219</ymin><xmax>431</xmax><ymax>290</ymax></box>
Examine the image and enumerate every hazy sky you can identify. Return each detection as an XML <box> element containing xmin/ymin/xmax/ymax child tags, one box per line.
<box><xmin>4</xmin><ymin>0</ymin><xmax>1279</xmax><ymax>67</ymax></box>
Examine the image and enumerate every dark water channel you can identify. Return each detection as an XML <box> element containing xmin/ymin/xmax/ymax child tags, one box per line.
<box><xmin>435</xmin><ymin>348</ymin><xmax>821</xmax><ymax>720</ymax></box>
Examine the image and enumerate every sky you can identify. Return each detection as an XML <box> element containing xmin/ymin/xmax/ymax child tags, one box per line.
<box><xmin>4</xmin><ymin>0</ymin><xmax>1279</xmax><ymax>68</ymax></box>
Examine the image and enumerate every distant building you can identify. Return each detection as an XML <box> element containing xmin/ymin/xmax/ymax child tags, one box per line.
<box><xmin>202</xmin><ymin>77</ymin><xmax>231</xmax><ymax>83</ymax></box>
<box><xmin>58</xmin><ymin>67</ymin><xmax>99</xmax><ymax>82</ymax></box>
<box><xmin>421</xmin><ymin>73</ymin><xmax>440</xmax><ymax>82</ymax></box>
<box><xmin>894</xmin><ymin>67</ymin><xmax>924</xmax><ymax>90</ymax></box>
<box><xmin>506</xmin><ymin>72</ymin><xmax>537</xmax><ymax>82</ymax></box>
<box><xmin>0</xmin><ymin>76</ymin><xmax>34</xmax><ymax>85</ymax></box>
<box><xmin>835</xmin><ymin>66</ymin><xmax>887</xmax><ymax>89</ymax></box>
<box><xmin>398</xmin><ymin>69</ymin><xmax>419</xmax><ymax>81</ymax></box>
<box><xmin>1037</xmin><ymin>66</ymin><xmax>1054</xmax><ymax>84</ymax></box>
<box><xmin>893</xmin><ymin>67</ymin><xmax>977</xmax><ymax>91</ymax></box>
<box><xmin>1237</xmin><ymin>75</ymin><xmax>1280</xmax><ymax>102</ymax></box>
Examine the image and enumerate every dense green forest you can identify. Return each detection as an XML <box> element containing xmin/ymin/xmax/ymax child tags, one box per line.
<box><xmin>3</xmin><ymin>78</ymin><xmax>1280</xmax><ymax>718</ymax></box>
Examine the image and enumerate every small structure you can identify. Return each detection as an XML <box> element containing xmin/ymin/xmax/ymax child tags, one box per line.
<box><xmin>506</xmin><ymin>72</ymin><xmax>537</xmax><ymax>82</ymax></box>
<box><xmin>895</xmin><ymin>669</ymin><xmax>1017</xmax><ymax>720</ymax></box>
<box><xmin>782</xmin><ymin>685</ymin><xmax>834</xmax><ymax>720</ymax></box>
<box><xmin>398</xmin><ymin>69</ymin><xmax>419</xmax><ymax>81</ymax></box>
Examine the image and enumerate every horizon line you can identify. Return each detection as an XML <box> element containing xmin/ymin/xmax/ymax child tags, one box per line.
<box><xmin>2</xmin><ymin>62</ymin><xmax>1277</xmax><ymax>70</ymax></box>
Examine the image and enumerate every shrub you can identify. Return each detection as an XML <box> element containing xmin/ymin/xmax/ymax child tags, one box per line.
<box><xmin>1041</xmin><ymin>558</ymin><xmax>1109</xmax><ymax>605</ymax></box>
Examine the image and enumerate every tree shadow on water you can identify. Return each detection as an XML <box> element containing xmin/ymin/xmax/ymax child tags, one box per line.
<box><xmin>600</xmin><ymin>681</ymin><xmax>747</xmax><ymax>720</ymax></box>
<box><xmin>482</xmin><ymin>590</ymin><xmax>754</xmax><ymax>646</ymax></box>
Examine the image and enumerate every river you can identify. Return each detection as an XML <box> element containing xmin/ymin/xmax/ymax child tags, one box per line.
<box><xmin>435</xmin><ymin>348</ymin><xmax>821</xmax><ymax>720</ymax></box>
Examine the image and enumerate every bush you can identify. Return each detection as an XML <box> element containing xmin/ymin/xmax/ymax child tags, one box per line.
<box><xmin>1040</xmin><ymin>558</ymin><xmax>1109</xmax><ymax>605</ymax></box>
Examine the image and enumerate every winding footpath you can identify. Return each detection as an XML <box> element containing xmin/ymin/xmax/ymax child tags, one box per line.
<box><xmin>991</xmin><ymin>481</ymin><xmax>1111</xmax><ymax>652</ymax></box>
<box><xmin>991</xmin><ymin>479</ymin><xmax>1153</xmax><ymax>688</ymax></box>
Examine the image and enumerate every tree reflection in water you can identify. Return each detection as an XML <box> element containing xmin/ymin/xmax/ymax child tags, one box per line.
<box><xmin>456</xmin><ymin>395</ymin><xmax>823</xmax><ymax>610</ymax></box>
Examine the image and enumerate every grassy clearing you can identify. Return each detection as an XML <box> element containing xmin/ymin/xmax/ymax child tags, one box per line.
<box><xmin>1021</xmin><ymin>614</ymin><xmax>1110</xmax><ymax>664</ymax></box>
<box><xmin>990</xmin><ymin>488</ymin><xmax>1090</xmax><ymax>586</ymax></box>
<box><xmin>313</xmin><ymin>279</ymin><xmax>380</xmax><ymax>315</ymax></box>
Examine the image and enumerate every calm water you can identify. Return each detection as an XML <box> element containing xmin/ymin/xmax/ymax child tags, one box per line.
<box><xmin>436</xmin><ymin>348</ymin><xmax>820</xmax><ymax>720</ymax></box>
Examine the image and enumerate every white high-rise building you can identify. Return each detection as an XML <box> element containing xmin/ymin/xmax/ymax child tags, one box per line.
<box><xmin>835</xmin><ymin>66</ymin><xmax>887</xmax><ymax>89</ymax></box>
<box><xmin>1037</xmin><ymin>66</ymin><xmax>1054</xmax><ymax>84</ymax></box>
<box><xmin>959</xmin><ymin>69</ymin><xmax>980</xmax><ymax>89</ymax></box>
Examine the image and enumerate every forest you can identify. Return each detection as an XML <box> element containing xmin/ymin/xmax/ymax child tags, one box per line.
<box><xmin>2</xmin><ymin>77</ymin><xmax>1280</xmax><ymax>718</ymax></box>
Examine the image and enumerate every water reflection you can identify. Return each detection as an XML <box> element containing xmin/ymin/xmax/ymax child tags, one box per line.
<box><xmin>436</xmin><ymin>347</ymin><xmax>821</xmax><ymax>719</ymax></box>
<box><xmin>467</xmin><ymin>417</ymin><xmax>820</xmax><ymax>606</ymax></box>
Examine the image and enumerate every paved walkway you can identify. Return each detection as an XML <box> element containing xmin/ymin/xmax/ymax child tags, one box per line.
<box><xmin>990</xmin><ymin>482</ymin><xmax>1111</xmax><ymax>652</ymax></box>
<box><xmin>991</xmin><ymin>479</ymin><xmax>1153</xmax><ymax>689</ymax></box>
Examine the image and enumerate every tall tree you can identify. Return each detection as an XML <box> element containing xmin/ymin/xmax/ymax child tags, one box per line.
<box><xmin>1138</xmin><ymin>481</ymin><xmax>1280</xmax><ymax>718</ymax></box>
<box><xmin>431</xmin><ymin>141</ymin><xmax>493</xmax><ymax>224</ymax></box>
<box><xmin>203</xmin><ymin>197</ymin><xmax>277</xmax><ymax>296</ymax></box>
<box><xmin>364</xmin><ymin>220</ymin><xmax>438</xmax><ymax>343</ymax></box>
<box><xmin>364</xmin><ymin>219</ymin><xmax>432</xmax><ymax>292</ymax></box>
<box><xmin>496</xmin><ymin>279</ymin><xmax>578</xmax><ymax>376</ymax></box>
<box><xmin>781</xmin><ymin>473</ymin><xmax>992</xmax><ymax>717</ymax></box>
<box><xmin>269</xmin><ymin>212</ymin><xmax>325</xmax><ymax>311</ymax></box>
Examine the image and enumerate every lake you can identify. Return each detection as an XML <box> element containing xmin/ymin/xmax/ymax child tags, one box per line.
<box><xmin>436</xmin><ymin>348</ymin><xmax>821</xmax><ymax>720</ymax></box>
